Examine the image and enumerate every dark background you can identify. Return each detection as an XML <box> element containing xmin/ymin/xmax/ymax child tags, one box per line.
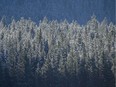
<box><xmin>0</xmin><ymin>0</ymin><xmax>115</xmax><ymax>24</ymax></box>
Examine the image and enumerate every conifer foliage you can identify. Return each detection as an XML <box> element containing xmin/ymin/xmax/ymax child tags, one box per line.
<box><xmin>0</xmin><ymin>16</ymin><xmax>115</xmax><ymax>87</ymax></box>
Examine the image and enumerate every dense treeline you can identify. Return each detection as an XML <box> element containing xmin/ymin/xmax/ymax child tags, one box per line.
<box><xmin>0</xmin><ymin>16</ymin><xmax>115</xmax><ymax>87</ymax></box>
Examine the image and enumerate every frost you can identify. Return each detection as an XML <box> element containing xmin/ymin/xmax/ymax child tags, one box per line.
<box><xmin>0</xmin><ymin>17</ymin><xmax>115</xmax><ymax>87</ymax></box>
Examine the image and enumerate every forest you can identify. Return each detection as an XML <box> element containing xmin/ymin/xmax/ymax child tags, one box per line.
<box><xmin>0</xmin><ymin>16</ymin><xmax>115</xmax><ymax>87</ymax></box>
